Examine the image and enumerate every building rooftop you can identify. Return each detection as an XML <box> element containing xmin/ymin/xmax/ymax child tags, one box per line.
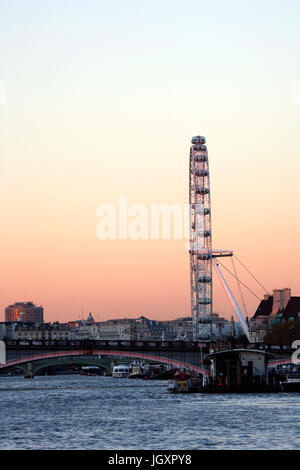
<box><xmin>252</xmin><ymin>296</ymin><xmax>273</xmax><ymax>318</ymax></box>
<box><xmin>252</xmin><ymin>291</ymin><xmax>300</xmax><ymax>322</ymax></box>
<box><xmin>205</xmin><ymin>349</ymin><xmax>274</xmax><ymax>359</ymax></box>
<box><xmin>282</xmin><ymin>297</ymin><xmax>300</xmax><ymax>320</ymax></box>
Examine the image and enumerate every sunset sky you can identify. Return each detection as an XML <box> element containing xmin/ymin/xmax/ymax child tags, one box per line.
<box><xmin>0</xmin><ymin>0</ymin><xmax>300</xmax><ymax>323</ymax></box>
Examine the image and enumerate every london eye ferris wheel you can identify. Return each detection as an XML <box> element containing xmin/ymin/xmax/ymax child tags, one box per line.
<box><xmin>189</xmin><ymin>136</ymin><xmax>213</xmax><ymax>340</ymax></box>
<box><xmin>189</xmin><ymin>135</ymin><xmax>251</xmax><ymax>341</ymax></box>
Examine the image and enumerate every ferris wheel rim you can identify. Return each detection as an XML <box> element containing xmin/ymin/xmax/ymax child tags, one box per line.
<box><xmin>189</xmin><ymin>135</ymin><xmax>213</xmax><ymax>340</ymax></box>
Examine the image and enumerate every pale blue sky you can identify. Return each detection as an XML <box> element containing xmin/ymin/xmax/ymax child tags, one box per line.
<box><xmin>1</xmin><ymin>0</ymin><xmax>300</xmax><ymax>107</ymax></box>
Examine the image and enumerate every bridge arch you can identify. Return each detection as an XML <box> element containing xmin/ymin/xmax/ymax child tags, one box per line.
<box><xmin>34</xmin><ymin>357</ymin><xmax>112</xmax><ymax>375</ymax></box>
<box><xmin>0</xmin><ymin>349</ymin><xmax>209</xmax><ymax>376</ymax></box>
<box><xmin>268</xmin><ymin>358</ymin><xmax>294</xmax><ymax>368</ymax></box>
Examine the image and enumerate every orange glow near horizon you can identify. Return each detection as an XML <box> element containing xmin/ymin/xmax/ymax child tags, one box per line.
<box><xmin>1</xmin><ymin>124</ymin><xmax>300</xmax><ymax>323</ymax></box>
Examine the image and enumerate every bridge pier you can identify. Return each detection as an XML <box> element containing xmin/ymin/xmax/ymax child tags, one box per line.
<box><xmin>24</xmin><ymin>362</ymin><xmax>34</xmax><ymax>379</ymax></box>
<box><xmin>0</xmin><ymin>340</ymin><xmax>5</xmax><ymax>365</ymax></box>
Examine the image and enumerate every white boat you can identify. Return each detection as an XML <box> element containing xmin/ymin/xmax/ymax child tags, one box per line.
<box><xmin>112</xmin><ymin>364</ymin><xmax>130</xmax><ymax>378</ymax></box>
<box><xmin>81</xmin><ymin>366</ymin><xmax>102</xmax><ymax>376</ymax></box>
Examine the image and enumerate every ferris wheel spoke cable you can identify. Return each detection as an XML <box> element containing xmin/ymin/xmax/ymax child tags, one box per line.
<box><xmin>233</xmin><ymin>254</ymin><xmax>270</xmax><ymax>295</ymax></box>
<box><xmin>215</xmin><ymin>259</ymin><xmax>261</xmax><ymax>301</ymax></box>
<box><xmin>231</xmin><ymin>256</ymin><xmax>248</xmax><ymax>318</ymax></box>
<box><xmin>188</xmin><ymin>135</ymin><xmax>264</xmax><ymax>340</ymax></box>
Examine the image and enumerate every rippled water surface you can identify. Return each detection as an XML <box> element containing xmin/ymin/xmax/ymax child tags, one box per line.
<box><xmin>0</xmin><ymin>375</ymin><xmax>299</xmax><ymax>449</ymax></box>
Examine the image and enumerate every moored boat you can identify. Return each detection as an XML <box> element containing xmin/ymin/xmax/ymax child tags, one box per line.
<box><xmin>128</xmin><ymin>361</ymin><xmax>146</xmax><ymax>379</ymax></box>
<box><xmin>112</xmin><ymin>364</ymin><xmax>130</xmax><ymax>378</ymax></box>
<box><xmin>168</xmin><ymin>369</ymin><xmax>203</xmax><ymax>393</ymax></box>
<box><xmin>282</xmin><ymin>372</ymin><xmax>300</xmax><ymax>392</ymax></box>
<box><xmin>81</xmin><ymin>366</ymin><xmax>102</xmax><ymax>376</ymax></box>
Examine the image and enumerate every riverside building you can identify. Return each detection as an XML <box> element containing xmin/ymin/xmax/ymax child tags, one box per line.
<box><xmin>5</xmin><ymin>302</ymin><xmax>44</xmax><ymax>323</ymax></box>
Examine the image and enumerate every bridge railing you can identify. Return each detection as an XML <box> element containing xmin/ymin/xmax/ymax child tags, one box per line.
<box><xmin>246</xmin><ymin>343</ymin><xmax>294</xmax><ymax>355</ymax></box>
<box><xmin>4</xmin><ymin>339</ymin><xmax>295</xmax><ymax>355</ymax></box>
<box><xmin>4</xmin><ymin>339</ymin><xmax>211</xmax><ymax>352</ymax></box>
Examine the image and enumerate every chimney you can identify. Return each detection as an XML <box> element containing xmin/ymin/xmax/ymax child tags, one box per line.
<box><xmin>282</xmin><ymin>288</ymin><xmax>291</xmax><ymax>309</ymax></box>
<box><xmin>271</xmin><ymin>288</ymin><xmax>291</xmax><ymax>317</ymax></box>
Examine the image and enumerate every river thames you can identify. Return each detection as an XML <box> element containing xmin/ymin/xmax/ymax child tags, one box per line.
<box><xmin>0</xmin><ymin>375</ymin><xmax>299</xmax><ymax>450</ymax></box>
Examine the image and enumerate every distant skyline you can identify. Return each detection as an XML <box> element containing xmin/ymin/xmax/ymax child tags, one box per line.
<box><xmin>0</xmin><ymin>1</ymin><xmax>300</xmax><ymax>322</ymax></box>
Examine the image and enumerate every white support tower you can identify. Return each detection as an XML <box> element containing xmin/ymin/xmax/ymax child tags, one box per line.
<box><xmin>212</xmin><ymin>259</ymin><xmax>250</xmax><ymax>341</ymax></box>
